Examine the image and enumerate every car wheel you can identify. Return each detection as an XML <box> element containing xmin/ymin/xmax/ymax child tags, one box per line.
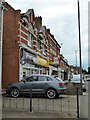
<box><xmin>46</xmin><ymin>89</ymin><xmax>57</xmax><ymax>99</ymax></box>
<box><xmin>83</xmin><ymin>89</ymin><xmax>86</xmax><ymax>92</ymax></box>
<box><xmin>10</xmin><ymin>88</ymin><xmax>20</xmax><ymax>98</ymax></box>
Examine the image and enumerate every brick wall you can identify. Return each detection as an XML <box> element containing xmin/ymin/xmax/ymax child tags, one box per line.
<box><xmin>2</xmin><ymin>2</ymin><xmax>21</xmax><ymax>89</ymax></box>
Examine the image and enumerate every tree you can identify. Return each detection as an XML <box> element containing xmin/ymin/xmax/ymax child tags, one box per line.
<box><xmin>82</xmin><ymin>69</ymin><xmax>88</xmax><ymax>74</ymax></box>
<box><xmin>88</xmin><ymin>67</ymin><xmax>90</xmax><ymax>74</ymax></box>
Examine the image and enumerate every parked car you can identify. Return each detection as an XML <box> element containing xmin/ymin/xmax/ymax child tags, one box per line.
<box><xmin>70</xmin><ymin>74</ymin><xmax>86</xmax><ymax>92</ymax></box>
<box><xmin>6</xmin><ymin>75</ymin><xmax>66</xmax><ymax>99</ymax></box>
<box><xmin>85</xmin><ymin>75</ymin><xmax>90</xmax><ymax>81</ymax></box>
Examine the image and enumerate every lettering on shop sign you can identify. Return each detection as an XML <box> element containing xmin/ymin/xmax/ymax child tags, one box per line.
<box><xmin>37</xmin><ymin>56</ymin><xmax>49</xmax><ymax>67</ymax></box>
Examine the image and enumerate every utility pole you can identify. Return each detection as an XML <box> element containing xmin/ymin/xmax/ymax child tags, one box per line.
<box><xmin>77</xmin><ymin>0</ymin><xmax>82</xmax><ymax>95</ymax></box>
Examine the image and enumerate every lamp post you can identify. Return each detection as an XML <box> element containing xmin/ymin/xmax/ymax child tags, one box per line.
<box><xmin>77</xmin><ymin>0</ymin><xmax>82</xmax><ymax>94</ymax></box>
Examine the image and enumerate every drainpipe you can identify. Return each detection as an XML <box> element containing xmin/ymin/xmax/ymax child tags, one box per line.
<box><xmin>19</xmin><ymin>46</ymin><xmax>23</xmax><ymax>81</ymax></box>
<box><xmin>0</xmin><ymin>2</ymin><xmax>7</xmax><ymax>91</ymax></box>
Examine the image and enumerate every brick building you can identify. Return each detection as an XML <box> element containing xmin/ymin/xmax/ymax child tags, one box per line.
<box><xmin>46</xmin><ymin>29</ymin><xmax>61</xmax><ymax>76</ymax></box>
<box><xmin>2</xmin><ymin>1</ymin><xmax>76</xmax><ymax>90</ymax></box>
<box><xmin>59</xmin><ymin>54</ymin><xmax>70</xmax><ymax>80</ymax></box>
<box><xmin>2</xmin><ymin>2</ymin><xmax>62</xmax><ymax>89</ymax></box>
<box><xmin>2</xmin><ymin>2</ymin><xmax>21</xmax><ymax>89</ymax></box>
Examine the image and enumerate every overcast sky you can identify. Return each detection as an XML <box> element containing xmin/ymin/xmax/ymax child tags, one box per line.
<box><xmin>5</xmin><ymin>0</ymin><xmax>88</xmax><ymax>70</ymax></box>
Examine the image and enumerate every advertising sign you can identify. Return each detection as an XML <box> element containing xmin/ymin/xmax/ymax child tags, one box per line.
<box><xmin>37</xmin><ymin>56</ymin><xmax>49</xmax><ymax>67</ymax></box>
<box><xmin>24</xmin><ymin>51</ymin><xmax>37</xmax><ymax>64</ymax></box>
<box><xmin>53</xmin><ymin>57</ymin><xmax>59</xmax><ymax>65</ymax></box>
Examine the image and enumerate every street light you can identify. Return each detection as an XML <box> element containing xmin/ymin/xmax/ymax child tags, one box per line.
<box><xmin>77</xmin><ymin>0</ymin><xmax>82</xmax><ymax>94</ymax></box>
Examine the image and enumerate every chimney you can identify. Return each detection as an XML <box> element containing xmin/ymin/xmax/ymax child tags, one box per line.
<box><xmin>47</xmin><ymin>29</ymin><xmax>50</xmax><ymax>34</ymax></box>
<box><xmin>35</xmin><ymin>16</ymin><xmax>42</xmax><ymax>30</ymax></box>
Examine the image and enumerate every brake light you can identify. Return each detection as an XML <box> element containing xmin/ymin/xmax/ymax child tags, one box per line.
<box><xmin>82</xmin><ymin>83</ymin><xmax>85</xmax><ymax>85</ymax></box>
<box><xmin>59</xmin><ymin>83</ymin><xmax>64</xmax><ymax>86</ymax></box>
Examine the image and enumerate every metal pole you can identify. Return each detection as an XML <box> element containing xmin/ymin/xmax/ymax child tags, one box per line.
<box><xmin>77</xmin><ymin>0</ymin><xmax>82</xmax><ymax>94</ymax></box>
<box><xmin>77</xmin><ymin>87</ymin><xmax>79</xmax><ymax>118</ymax></box>
<box><xmin>30</xmin><ymin>85</ymin><xmax>32</xmax><ymax>112</ymax></box>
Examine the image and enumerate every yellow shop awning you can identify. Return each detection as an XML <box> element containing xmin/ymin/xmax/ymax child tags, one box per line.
<box><xmin>37</xmin><ymin>56</ymin><xmax>49</xmax><ymax>67</ymax></box>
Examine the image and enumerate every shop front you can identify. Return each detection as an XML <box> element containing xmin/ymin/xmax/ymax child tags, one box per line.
<box><xmin>49</xmin><ymin>65</ymin><xmax>58</xmax><ymax>75</ymax></box>
<box><xmin>49</xmin><ymin>57</ymin><xmax>59</xmax><ymax>76</ymax></box>
<box><xmin>19</xmin><ymin>49</ymin><xmax>49</xmax><ymax>80</ymax></box>
<box><xmin>37</xmin><ymin>55</ymin><xmax>49</xmax><ymax>75</ymax></box>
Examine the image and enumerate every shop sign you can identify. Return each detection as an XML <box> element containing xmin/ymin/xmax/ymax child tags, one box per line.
<box><xmin>37</xmin><ymin>56</ymin><xmax>49</xmax><ymax>67</ymax></box>
<box><xmin>49</xmin><ymin>61</ymin><xmax>54</xmax><ymax>65</ymax></box>
<box><xmin>24</xmin><ymin>51</ymin><xmax>37</xmax><ymax>64</ymax></box>
<box><xmin>20</xmin><ymin>60</ymin><xmax>26</xmax><ymax>65</ymax></box>
<box><xmin>53</xmin><ymin>57</ymin><xmax>59</xmax><ymax>65</ymax></box>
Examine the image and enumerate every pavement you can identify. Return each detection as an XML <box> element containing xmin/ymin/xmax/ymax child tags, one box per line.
<box><xmin>2</xmin><ymin>108</ymin><xmax>76</xmax><ymax>118</ymax></box>
<box><xmin>1</xmin><ymin>80</ymin><xmax>89</xmax><ymax>119</ymax></box>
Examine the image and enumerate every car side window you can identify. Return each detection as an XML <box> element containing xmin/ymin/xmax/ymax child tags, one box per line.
<box><xmin>26</xmin><ymin>76</ymin><xmax>37</xmax><ymax>82</ymax></box>
<box><xmin>47</xmin><ymin>77</ymin><xmax>53</xmax><ymax>81</ymax></box>
<box><xmin>38</xmin><ymin>76</ymin><xmax>47</xmax><ymax>81</ymax></box>
<box><xmin>33</xmin><ymin>76</ymin><xmax>38</xmax><ymax>81</ymax></box>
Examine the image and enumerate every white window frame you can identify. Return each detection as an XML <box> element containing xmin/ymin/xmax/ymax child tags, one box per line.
<box><xmin>28</xmin><ymin>32</ymin><xmax>33</xmax><ymax>48</ymax></box>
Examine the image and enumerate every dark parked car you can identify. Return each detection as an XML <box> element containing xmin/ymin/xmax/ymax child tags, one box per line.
<box><xmin>6</xmin><ymin>75</ymin><xmax>66</xmax><ymax>99</ymax></box>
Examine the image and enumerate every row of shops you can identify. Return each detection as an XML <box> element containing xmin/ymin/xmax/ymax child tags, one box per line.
<box><xmin>19</xmin><ymin>44</ymin><xmax>69</xmax><ymax>81</ymax></box>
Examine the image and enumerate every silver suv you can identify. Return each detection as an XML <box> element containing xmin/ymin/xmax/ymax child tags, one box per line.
<box><xmin>6</xmin><ymin>75</ymin><xmax>66</xmax><ymax>99</ymax></box>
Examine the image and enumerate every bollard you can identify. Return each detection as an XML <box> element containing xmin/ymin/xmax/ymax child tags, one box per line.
<box><xmin>77</xmin><ymin>87</ymin><xmax>79</xmax><ymax>118</ymax></box>
<box><xmin>30</xmin><ymin>85</ymin><xmax>32</xmax><ymax>112</ymax></box>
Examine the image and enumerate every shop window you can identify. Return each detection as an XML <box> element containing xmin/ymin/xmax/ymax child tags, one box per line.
<box><xmin>23</xmin><ymin>68</ymin><xmax>26</xmax><ymax>78</ymax></box>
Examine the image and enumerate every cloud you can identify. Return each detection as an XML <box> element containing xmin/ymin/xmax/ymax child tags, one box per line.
<box><xmin>4</xmin><ymin>0</ymin><xmax>89</xmax><ymax>70</ymax></box>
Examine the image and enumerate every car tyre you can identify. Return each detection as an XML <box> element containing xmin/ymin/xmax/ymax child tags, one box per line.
<box><xmin>46</xmin><ymin>89</ymin><xmax>57</xmax><ymax>99</ymax></box>
<box><xmin>10</xmin><ymin>88</ymin><xmax>20</xmax><ymax>98</ymax></box>
<box><xmin>83</xmin><ymin>89</ymin><xmax>86</xmax><ymax>92</ymax></box>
